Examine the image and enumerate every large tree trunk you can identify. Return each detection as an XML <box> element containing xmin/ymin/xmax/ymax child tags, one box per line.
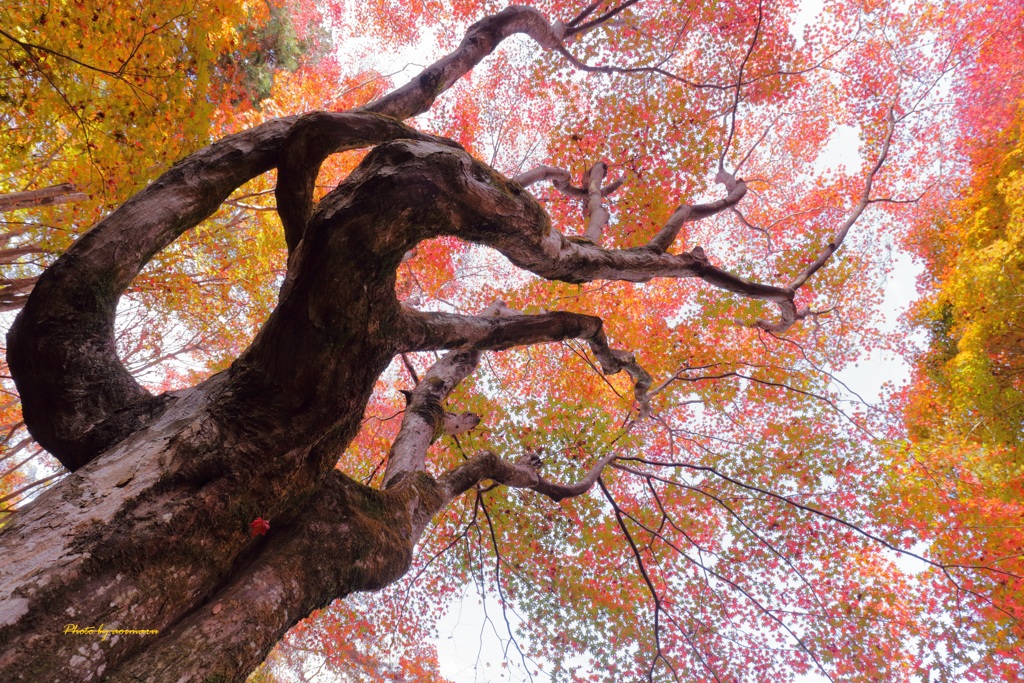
<box><xmin>0</xmin><ymin>383</ymin><xmax>431</xmax><ymax>681</ymax></box>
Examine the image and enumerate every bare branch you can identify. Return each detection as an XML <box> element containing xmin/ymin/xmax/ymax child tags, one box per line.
<box><xmin>646</xmin><ymin>169</ymin><xmax>748</xmax><ymax>252</ymax></box>
<box><xmin>720</xmin><ymin>0</ymin><xmax>764</xmax><ymax>171</ymax></box>
<box><xmin>0</xmin><ymin>183</ymin><xmax>88</xmax><ymax>213</ymax></box>
<box><xmin>598</xmin><ymin>477</ymin><xmax>683</xmax><ymax>681</ymax></box>
<box><xmin>398</xmin><ymin>305</ymin><xmax>653</xmax><ymax>415</ymax></box>
<box><xmin>785</xmin><ymin>108</ymin><xmax>896</xmax><ymax>292</ymax></box>
<box><xmin>744</xmin><ymin>109</ymin><xmax>898</xmax><ymax>332</ymax></box>
<box><xmin>438</xmin><ymin>450</ymin><xmax>618</xmax><ymax>504</ymax></box>
<box><xmin>383</xmin><ymin>347</ymin><xmax>481</xmax><ymax>487</ymax></box>
<box><xmin>513</xmin><ymin>164</ymin><xmax>624</xmax><ymax>199</ymax></box>
<box><xmin>0</xmin><ymin>471</ymin><xmax>63</xmax><ymax>507</ymax></box>
<box><xmin>384</xmin><ymin>301</ymin><xmax>523</xmax><ymax>486</ymax></box>
<box><xmin>513</xmin><ymin>164</ymin><xmax>577</xmax><ymax>192</ymax></box>
<box><xmin>564</xmin><ymin>0</ymin><xmax>643</xmax><ymax>37</ymax></box>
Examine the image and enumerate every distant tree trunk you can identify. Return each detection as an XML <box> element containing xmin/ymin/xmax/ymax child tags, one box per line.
<box><xmin>0</xmin><ymin>183</ymin><xmax>88</xmax><ymax>310</ymax></box>
<box><xmin>0</xmin><ymin>184</ymin><xmax>88</xmax><ymax>214</ymax></box>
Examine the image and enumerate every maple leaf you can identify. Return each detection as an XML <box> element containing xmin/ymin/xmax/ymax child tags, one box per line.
<box><xmin>250</xmin><ymin>517</ymin><xmax>271</xmax><ymax>537</ymax></box>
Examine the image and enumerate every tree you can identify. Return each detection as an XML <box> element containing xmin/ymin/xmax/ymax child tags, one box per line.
<box><xmin>0</xmin><ymin>1</ymin><xmax>1018</xmax><ymax>681</ymax></box>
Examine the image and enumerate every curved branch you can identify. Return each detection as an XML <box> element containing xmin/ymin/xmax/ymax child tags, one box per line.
<box><xmin>276</xmin><ymin>113</ymin><xmax>448</xmax><ymax>255</ymax></box>
<box><xmin>367</xmin><ymin>140</ymin><xmax>791</xmax><ymax>300</ymax></box>
<box><xmin>398</xmin><ymin>305</ymin><xmax>653</xmax><ymax>413</ymax></box>
<box><xmin>7</xmin><ymin>116</ymin><xmax>293</xmax><ymax>469</ymax></box>
<box><xmin>514</xmin><ymin>164</ymin><xmax>624</xmax><ymax>199</ymax></box>
<box><xmin>361</xmin><ymin>6</ymin><xmax>564</xmax><ymax>121</ymax></box>
<box><xmin>6</xmin><ymin>113</ymin><xmax>444</xmax><ymax>470</ymax></box>
<box><xmin>513</xmin><ymin>164</ymin><xmax>581</xmax><ymax>195</ymax></box>
<box><xmin>646</xmin><ymin>169</ymin><xmax>748</xmax><ymax>253</ymax></box>
<box><xmin>5</xmin><ymin>4</ymin><xmax>575</xmax><ymax>472</ymax></box>
<box><xmin>438</xmin><ymin>450</ymin><xmax>618</xmax><ymax>503</ymax></box>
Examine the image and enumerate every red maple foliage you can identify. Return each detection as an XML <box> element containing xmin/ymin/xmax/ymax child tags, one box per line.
<box><xmin>250</xmin><ymin>517</ymin><xmax>271</xmax><ymax>537</ymax></box>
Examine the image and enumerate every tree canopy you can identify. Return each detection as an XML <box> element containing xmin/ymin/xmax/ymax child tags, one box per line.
<box><xmin>1</xmin><ymin>1</ymin><xmax>1022</xmax><ymax>682</ymax></box>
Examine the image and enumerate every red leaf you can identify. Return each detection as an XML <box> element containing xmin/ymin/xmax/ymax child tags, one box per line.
<box><xmin>250</xmin><ymin>517</ymin><xmax>270</xmax><ymax>537</ymax></box>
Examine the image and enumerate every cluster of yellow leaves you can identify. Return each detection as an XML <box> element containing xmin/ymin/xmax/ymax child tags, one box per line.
<box><xmin>907</xmin><ymin>106</ymin><xmax>1024</xmax><ymax>473</ymax></box>
<box><xmin>895</xmin><ymin>107</ymin><xmax>1024</xmax><ymax>676</ymax></box>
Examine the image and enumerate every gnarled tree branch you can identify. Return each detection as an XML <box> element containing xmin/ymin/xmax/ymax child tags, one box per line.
<box><xmin>398</xmin><ymin>303</ymin><xmax>653</xmax><ymax>414</ymax></box>
<box><xmin>275</xmin><ymin>112</ymin><xmax>447</xmax><ymax>256</ymax></box>
<box><xmin>514</xmin><ymin>164</ymin><xmax>624</xmax><ymax>199</ymax></box>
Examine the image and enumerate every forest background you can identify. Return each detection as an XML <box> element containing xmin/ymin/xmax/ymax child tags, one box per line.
<box><xmin>1</xmin><ymin>0</ymin><xmax>1023</xmax><ymax>681</ymax></box>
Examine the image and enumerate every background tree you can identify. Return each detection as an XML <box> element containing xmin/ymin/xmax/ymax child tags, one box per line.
<box><xmin>893</xmin><ymin>2</ymin><xmax>1024</xmax><ymax>675</ymax></box>
<box><xmin>0</xmin><ymin>1</ymin><xmax>1020</xmax><ymax>682</ymax></box>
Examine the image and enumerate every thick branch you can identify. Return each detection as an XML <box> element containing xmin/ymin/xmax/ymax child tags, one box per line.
<box><xmin>6</xmin><ymin>113</ymin><xmax>445</xmax><ymax>470</ymax></box>
<box><xmin>388</xmin><ymin>298</ymin><xmax>654</xmax><ymax>487</ymax></box>
<box><xmin>275</xmin><ymin>112</ymin><xmax>451</xmax><ymax>255</ymax></box>
<box><xmin>385</xmin><ymin>302</ymin><xmax>524</xmax><ymax>486</ymax></box>
<box><xmin>382</xmin><ymin>348</ymin><xmax>481</xmax><ymax>487</ymax></box>
<box><xmin>8</xmin><ymin>117</ymin><xmax>295</xmax><ymax>468</ymax></box>
<box><xmin>7</xmin><ymin>1</ymin><xmax>572</xmax><ymax>470</ymax></box>
<box><xmin>514</xmin><ymin>165</ymin><xmax>584</xmax><ymax>196</ymax></box>
<box><xmin>514</xmin><ymin>164</ymin><xmax>623</xmax><ymax>199</ymax></box>
<box><xmin>583</xmin><ymin>162</ymin><xmax>610</xmax><ymax>244</ymax></box>
<box><xmin>398</xmin><ymin>308</ymin><xmax>603</xmax><ymax>352</ymax></box>
<box><xmin>398</xmin><ymin>305</ymin><xmax>653</xmax><ymax>414</ymax></box>
<box><xmin>364</xmin><ymin>140</ymin><xmax>791</xmax><ymax>299</ymax></box>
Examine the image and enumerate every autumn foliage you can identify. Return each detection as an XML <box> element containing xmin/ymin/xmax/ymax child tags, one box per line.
<box><xmin>2</xmin><ymin>0</ymin><xmax>1024</xmax><ymax>682</ymax></box>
